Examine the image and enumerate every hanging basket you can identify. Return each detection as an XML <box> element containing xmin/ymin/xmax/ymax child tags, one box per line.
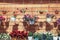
<box><xmin>20</xmin><ymin>9</ymin><xmax>26</xmax><ymax>13</ymax></box>
<box><xmin>55</xmin><ymin>10</ymin><xmax>59</xmax><ymax>14</ymax></box>
<box><xmin>39</xmin><ymin>11</ymin><xmax>43</xmax><ymax>14</ymax></box>
<box><xmin>10</xmin><ymin>16</ymin><xmax>16</xmax><ymax>22</ymax></box>
<box><xmin>2</xmin><ymin>11</ymin><xmax>7</xmax><ymax>14</ymax></box>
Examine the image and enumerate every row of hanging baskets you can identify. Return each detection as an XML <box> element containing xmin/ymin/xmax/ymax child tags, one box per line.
<box><xmin>0</xmin><ymin>13</ymin><xmax>59</xmax><ymax>24</ymax></box>
<box><xmin>0</xmin><ymin>13</ymin><xmax>59</xmax><ymax>25</ymax></box>
<box><xmin>1</xmin><ymin>8</ymin><xmax>59</xmax><ymax>15</ymax></box>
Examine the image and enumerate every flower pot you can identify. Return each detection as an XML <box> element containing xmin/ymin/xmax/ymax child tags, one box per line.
<box><xmin>46</xmin><ymin>18</ymin><xmax>52</xmax><ymax>23</ymax></box>
<box><xmin>53</xmin><ymin>36</ymin><xmax>58</xmax><ymax>40</ymax></box>
<box><xmin>28</xmin><ymin>36</ymin><xmax>32</xmax><ymax>40</ymax></box>
<box><xmin>34</xmin><ymin>38</ymin><xmax>39</xmax><ymax>40</ymax></box>
<box><xmin>58</xmin><ymin>36</ymin><xmax>60</xmax><ymax>40</ymax></box>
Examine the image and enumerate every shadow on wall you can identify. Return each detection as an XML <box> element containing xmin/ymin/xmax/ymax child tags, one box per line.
<box><xmin>58</xmin><ymin>25</ymin><xmax>60</xmax><ymax>30</ymax></box>
<box><xmin>12</xmin><ymin>23</ymin><xmax>19</xmax><ymax>31</ymax></box>
<box><xmin>53</xmin><ymin>22</ymin><xmax>57</xmax><ymax>28</ymax></box>
<box><xmin>39</xmin><ymin>22</ymin><xmax>43</xmax><ymax>28</ymax></box>
<box><xmin>23</xmin><ymin>21</ymin><xmax>39</xmax><ymax>33</ymax></box>
<box><xmin>45</xmin><ymin>21</ymin><xmax>53</xmax><ymax>31</ymax></box>
<box><xmin>0</xmin><ymin>19</ymin><xmax>9</xmax><ymax>33</ymax></box>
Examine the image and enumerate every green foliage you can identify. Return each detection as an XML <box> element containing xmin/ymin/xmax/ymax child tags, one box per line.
<box><xmin>33</xmin><ymin>32</ymin><xmax>53</xmax><ymax>40</ymax></box>
<box><xmin>33</xmin><ymin>33</ymin><xmax>43</xmax><ymax>40</ymax></box>
<box><xmin>33</xmin><ymin>33</ymin><xmax>39</xmax><ymax>39</ymax></box>
<box><xmin>46</xmin><ymin>33</ymin><xmax>53</xmax><ymax>40</ymax></box>
<box><xmin>28</xmin><ymin>32</ymin><xmax>33</xmax><ymax>36</ymax></box>
<box><xmin>0</xmin><ymin>33</ymin><xmax>11</xmax><ymax>40</ymax></box>
<box><xmin>38</xmin><ymin>33</ymin><xmax>43</xmax><ymax>40</ymax></box>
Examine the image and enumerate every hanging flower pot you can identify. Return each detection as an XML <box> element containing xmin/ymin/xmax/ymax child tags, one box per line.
<box><xmin>14</xmin><ymin>14</ymin><xmax>17</xmax><ymax>17</ymax></box>
<box><xmin>39</xmin><ymin>11</ymin><xmax>43</xmax><ymax>14</ymax></box>
<box><xmin>29</xmin><ymin>15</ymin><xmax>37</xmax><ymax>25</ymax></box>
<box><xmin>23</xmin><ymin>14</ymin><xmax>30</xmax><ymax>21</ymax></box>
<box><xmin>46</xmin><ymin>18</ymin><xmax>52</xmax><ymax>23</ymax></box>
<box><xmin>46</xmin><ymin>14</ymin><xmax>51</xmax><ymax>18</ymax></box>
<box><xmin>13</xmin><ymin>12</ymin><xmax>17</xmax><ymax>17</ymax></box>
<box><xmin>28</xmin><ymin>36</ymin><xmax>33</xmax><ymax>40</ymax></box>
<box><xmin>28</xmin><ymin>32</ymin><xmax>33</xmax><ymax>40</ymax></box>
<box><xmin>23</xmin><ymin>14</ymin><xmax>37</xmax><ymax>25</ymax></box>
<box><xmin>20</xmin><ymin>9</ymin><xmax>26</xmax><ymax>13</ymax></box>
<box><xmin>10</xmin><ymin>16</ymin><xmax>16</xmax><ymax>22</ymax></box>
<box><xmin>33</xmin><ymin>33</ymin><xmax>39</xmax><ymax>40</ymax></box>
<box><xmin>0</xmin><ymin>16</ymin><xmax>5</xmax><ymax>20</ymax></box>
<box><xmin>29</xmin><ymin>18</ymin><xmax>35</xmax><ymax>25</ymax></box>
<box><xmin>55</xmin><ymin>10</ymin><xmax>59</xmax><ymax>14</ymax></box>
<box><xmin>46</xmin><ymin>14</ymin><xmax>54</xmax><ymax>23</ymax></box>
<box><xmin>53</xmin><ymin>36</ymin><xmax>58</xmax><ymax>40</ymax></box>
<box><xmin>2</xmin><ymin>11</ymin><xmax>7</xmax><ymax>14</ymax></box>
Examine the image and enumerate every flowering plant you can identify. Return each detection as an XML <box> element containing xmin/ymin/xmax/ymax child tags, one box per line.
<box><xmin>9</xmin><ymin>30</ymin><xmax>28</xmax><ymax>39</ymax></box>
<box><xmin>0</xmin><ymin>16</ymin><xmax>5</xmax><ymax>20</ymax></box>
<box><xmin>20</xmin><ymin>9</ymin><xmax>26</xmax><ymax>13</ymax></box>
<box><xmin>23</xmin><ymin>14</ymin><xmax>38</xmax><ymax>25</ymax></box>
<box><xmin>57</xmin><ymin>18</ymin><xmax>60</xmax><ymax>25</ymax></box>
<box><xmin>28</xmin><ymin>31</ymin><xmax>33</xmax><ymax>36</ymax></box>
<box><xmin>23</xmin><ymin>14</ymin><xmax>30</xmax><ymax>21</ymax></box>
<box><xmin>46</xmin><ymin>14</ymin><xmax>54</xmax><ymax>18</ymax></box>
<box><xmin>46</xmin><ymin>14</ymin><xmax>54</xmax><ymax>22</ymax></box>
<box><xmin>33</xmin><ymin>33</ymin><xmax>39</xmax><ymax>39</ymax></box>
<box><xmin>33</xmin><ymin>32</ymin><xmax>53</xmax><ymax>40</ymax></box>
<box><xmin>0</xmin><ymin>33</ymin><xmax>11</xmax><ymax>40</ymax></box>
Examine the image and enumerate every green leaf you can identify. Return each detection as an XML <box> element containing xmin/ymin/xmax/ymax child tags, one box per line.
<box><xmin>28</xmin><ymin>32</ymin><xmax>33</xmax><ymax>36</ymax></box>
<box><xmin>0</xmin><ymin>33</ymin><xmax>11</xmax><ymax>40</ymax></box>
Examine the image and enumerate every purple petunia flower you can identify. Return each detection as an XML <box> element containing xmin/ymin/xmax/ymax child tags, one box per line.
<box><xmin>57</xmin><ymin>18</ymin><xmax>60</xmax><ymax>25</ymax></box>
